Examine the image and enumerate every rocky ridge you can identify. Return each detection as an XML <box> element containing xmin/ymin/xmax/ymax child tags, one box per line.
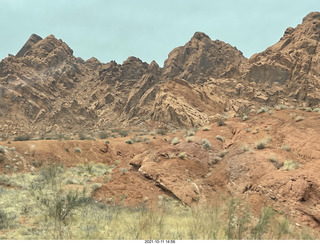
<box><xmin>0</xmin><ymin>12</ymin><xmax>320</xmax><ymax>137</ymax></box>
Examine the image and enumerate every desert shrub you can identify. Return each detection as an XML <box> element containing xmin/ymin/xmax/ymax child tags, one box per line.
<box><xmin>290</xmin><ymin>113</ymin><xmax>296</xmax><ymax>119</ymax></box>
<box><xmin>0</xmin><ymin>154</ymin><xmax>5</xmax><ymax>163</ymax></box>
<box><xmin>202</xmin><ymin>139</ymin><xmax>211</xmax><ymax>150</ymax></box>
<box><xmin>241</xmin><ymin>144</ymin><xmax>249</xmax><ymax>152</ymax></box>
<box><xmin>257</xmin><ymin>107</ymin><xmax>268</xmax><ymax>114</ymax></box>
<box><xmin>78</xmin><ymin>133</ymin><xmax>87</xmax><ymax>140</ymax></box>
<box><xmin>185</xmin><ymin>129</ymin><xmax>195</xmax><ymax>137</ymax></box>
<box><xmin>313</xmin><ymin>108</ymin><xmax>320</xmax><ymax>113</ymax></box>
<box><xmin>119</xmin><ymin>168</ymin><xmax>128</xmax><ymax>174</ymax></box>
<box><xmin>133</xmin><ymin>136</ymin><xmax>142</xmax><ymax>143</ymax></box>
<box><xmin>178</xmin><ymin>152</ymin><xmax>187</xmax><ymax>159</ymax></box>
<box><xmin>157</xmin><ymin>127</ymin><xmax>168</xmax><ymax>136</ymax></box>
<box><xmin>202</xmin><ymin>126</ymin><xmax>210</xmax><ymax>131</ymax></box>
<box><xmin>237</xmin><ymin>105</ymin><xmax>251</xmax><ymax>120</ymax></box>
<box><xmin>281</xmin><ymin>144</ymin><xmax>291</xmax><ymax>152</ymax></box>
<box><xmin>269</xmin><ymin>155</ymin><xmax>278</xmax><ymax>163</ymax></box>
<box><xmin>119</xmin><ymin>130</ymin><xmax>129</xmax><ymax>137</ymax></box>
<box><xmin>0</xmin><ymin>146</ymin><xmax>5</xmax><ymax>154</ymax></box>
<box><xmin>295</xmin><ymin>116</ymin><xmax>304</xmax><ymax>122</ymax></box>
<box><xmin>105</xmin><ymin>140</ymin><xmax>110</xmax><ymax>144</ymax></box>
<box><xmin>218</xmin><ymin>150</ymin><xmax>228</xmax><ymax>158</ymax></box>
<box><xmin>214</xmin><ymin>156</ymin><xmax>222</xmax><ymax>163</ymax></box>
<box><xmin>274</xmin><ymin>104</ymin><xmax>288</xmax><ymax>111</ymax></box>
<box><xmin>13</xmin><ymin>135</ymin><xmax>31</xmax><ymax>141</ymax></box>
<box><xmin>171</xmin><ymin>137</ymin><xmax>181</xmax><ymax>145</ymax></box>
<box><xmin>215</xmin><ymin>135</ymin><xmax>224</xmax><ymax>142</ymax></box>
<box><xmin>0</xmin><ymin>209</ymin><xmax>16</xmax><ymax>230</ymax></box>
<box><xmin>99</xmin><ymin>132</ymin><xmax>109</xmax><ymax>139</ymax></box>
<box><xmin>283</xmin><ymin>160</ymin><xmax>300</xmax><ymax>171</ymax></box>
<box><xmin>216</xmin><ymin>115</ymin><xmax>227</xmax><ymax>126</ymax></box>
<box><xmin>125</xmin><ymin>139</ymin><xmax>133</xmax><ymax>144</ymax></box>
<box><xmin>252</xmin><ymin>207</ymin><xmax>275</xmax><ymax>240</ymax></box>
<box><xmin>255</xmin><ymin>137</ymin><xmax>271</xmax><ymax>150</ymax></box>
<box><xmin>186</xmin><ymin>137</ymin><xmax>194</xmax><ymax>143</ymax></box>
<box><xmin>74</xmin><ymin>147</ymin><xmax>82</xmax><ymax>153</ymax></box>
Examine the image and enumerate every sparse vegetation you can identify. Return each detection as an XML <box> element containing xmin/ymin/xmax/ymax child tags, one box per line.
<box><xmin>13</xmin><ymin>135</ymin><xmax>31</xmax><ymax>141</ymax></box>
<box><xmin>241</xmin><ymin>144</ymin><xmax>249</xmax><ymax>153</ymax></box>
<box><xmin>255</xmin><ymin>137</ymin><xmax>271</xmax><ymax>150</ymax></box>
<box><xmin>185</xmin><ymin>129</ymin><xmax>195</xmax><ymax>137</ymax></box>
<box><xmin>186</xmin><ymin>137</ymin><xmax>194</xmax><ymax>143</ymax></box>
<box><xmin>157</xmin><ymin>127</ymin><xmax>168</xmax><ymax>136</ymax></box>
<box><xmin>283</xmin><ymin>160</ymin><xmax>300</xmax><ymax>171</ymax></box>
<box><xmin>216</xmin><ymin>114</ymin><xmax>227</xmax><ymax>126</ymax></box>
<box><xmin>215</xmin><ymin>135</ymin><xmax>224</xmax><ymax>142</ymax></box>
<box><xmin>171</xmin><ymin>137</ymin><xmax>181</xmax><ymax>145</ymax></box>
<box><xmin>257</xmin><ymin>107</ymin><xmax>268</xmax><ymax>114</ymax></box>
<box><xmin>125</xmin><ymin>139</ymin><xmax>133</xmax><ymax>144</ymax></box>
<box><xmin>295</xmin><ymin>116</ymin><xmax>304</xmax><ymax>122</ymax></box>
<box><xmin>218</xmin><ymin>150</ymin><xmax>228</xmax><ymax>158</ymax></box>
<box><xmin>202</xmin><ymin>126</ymin><xmax>210</xmax><ymax>131</ymax></box>
<box><xmin>178</xmin><ymin>152</ymin><xmax>187</xmax><ymax>159</ymax></box>
<box><xmin>74</xmin><ymin>147</ymin><xmax>82</xmax><ymax>153</ymax></box>
<box><xmin>202</xmin><ymin>139</ymin><xmax>211</xmax><ymax>150</ymax></box>
<box><xmin>119</xmin><ymin>130</ymin><xmax>129</xmax><ymax>137</ymax></box>
<box><xmin>281</xmin><ymin>144</ymin><xmax>291</xmax><ymax>152</ymax></box>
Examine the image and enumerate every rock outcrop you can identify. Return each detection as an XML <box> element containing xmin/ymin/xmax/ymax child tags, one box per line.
<box><xmin>163</xmin><ymin>32</ymin><xmax>247</xmax><ymax>83</ymax></box>
<box><xmin>1</xmin><ymin>12</ymin><xmax>320</xmax><ymax>136</ymax></box>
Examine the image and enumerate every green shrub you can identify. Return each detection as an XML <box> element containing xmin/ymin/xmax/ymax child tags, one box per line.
<box><xmin>186</xmin><ymin>137</ymin><xmax>194</xmax><ymax>143</ymax></box>
<box><xmin>0</xmin><ymin>209</ymin><xmax>16</xmax><ymax>230</ymax></box>
<box><xmin>216</xmin><ymin>115</ymin><xmax>227</xmax><ymax>126</ymax></box>
<box><xmin>215</xmin><ymin>135</ymin><xmax>224</xmax><ymax>142</ymax></box>
<box><xmin>0</xmin><ymin>146</ymin><xmax>5</xmax><ymax>153</ymax></box>
<box><xmin>218</xmin><ymin>150</ymin><xmax>228</xmax><ymax>158</ymax></box>
<box><xmin>119</xmin><ymin>130</ymin><xmax>129</xmax><ymax>137</ymax></box>
<box><xmin>119</xmin><ymin>168</ymin><xmax>128</xmax><ymax>174</ymax></box>
<box><xmin>283</xmin><ymin>160</ymin><xmax>300</xmax><ymax>171</ymax></box>
<box><xmin>78</xmin><ymin>133</ymin><xmax>87</xmax><ymax>140</ymax></box>
<box><xmin>171</xmin><ymin>137</ymin><xmax>181</xmax><ymax>145</ymax></box>
<box><xmin>185</xmin><ymin>129</ymin><xmax>195</xmax><ymax>137</ymax></box>
<box><xmin>313</xmin><ymin>108</ymin><xmax>320</xmax><ymax>113</ymax></box>
<box><xmin>74</xmin><ymin>147</ymin><xmax>82</xmax><ymax>153</ymax></box>
<box><xmin>256</xmin><ymin>140</ymin><xmax>266</xmax><ymax>149</ymax></box>
<box><xmin>13</xmin><ymin>135</ymin><xmax>31</xmax><ymax>141</ymax></box>
<box><xmin>99</xmin><ymin>132</ymin><xmax>109</xmax><ymax>139</ymax></box>
<box><xmin>202</xmin><ymin>126</ymin><xmax>210</xmax><ymax>131</ymax></box>
<box><xmin>269</xmin><ymin>155</ymin><xmax>278</xmax><ymax>163</ymax></box>
<box><xmin>281</xmin><ymin>144</ymin><xmax>291</xmax><ymax>152</ymax></box>
<box><xmin>0</xmin><ymin>154</ymin><xmax>5</xmax><ymax>163</ymax></box>
<box><xmin>295</xmin><ymin>116</ymin><xmax>304</xmax><ymax>122</ymax></box>
<box><xmin>202</xmin><ymin>139</ymin><xmax>211</xmax><ymax>150</ymax></box>
<box><xmin>257</xmin><ymin>107</ymin><xmax>268</xmax><ymax>114</ymax></box>
<box><xmin>125</xmin><ymin>139</ymin><xmax>133</xmax><ymax>144</ymax></box>
<box><xmin>178</xmin><ymin>152</ymin><xmax>187</xmax><ymax>159</ymax></box>
<box><xmin>157</xmin><ymin>127</ymin><xmax>168</xmax><ymax>135</ymax></box>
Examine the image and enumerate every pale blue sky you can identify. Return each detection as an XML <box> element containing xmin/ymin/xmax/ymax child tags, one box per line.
<box><xmin>0</xmin><ymin>0</ymin><xmax>319</xmax><ymax>66</ymax></box>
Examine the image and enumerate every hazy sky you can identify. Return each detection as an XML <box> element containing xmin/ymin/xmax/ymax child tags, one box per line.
<box><xmin>0</xmin><ymin>0</ymin><xmax>319</xmax><ymax>66</ymax></box>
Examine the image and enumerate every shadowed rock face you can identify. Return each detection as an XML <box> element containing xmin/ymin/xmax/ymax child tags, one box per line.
<box><xmin>163</xmin><ymin>32</ymin><xmax>247</xmax><ymax>83</ymax></box>
<box><xmin>1</xmin><ymin>12</ymin><xmax>320</xmax><ymax>136</ymax></box>
<box><xmin>15</xmin><ymin>34</ymin><xmax>43</xmax><ymax>58</ymax></box>
<box><xmin>246</xmin><ymin>11</ymin><xmax>320</xmax><ymax>105</ymax></box>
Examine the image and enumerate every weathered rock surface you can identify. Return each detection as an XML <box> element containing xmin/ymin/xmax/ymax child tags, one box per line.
<box><xmin>1</xmin><ymin>12</ymin><xmax>320</xmax><ymax>136</ymax></box>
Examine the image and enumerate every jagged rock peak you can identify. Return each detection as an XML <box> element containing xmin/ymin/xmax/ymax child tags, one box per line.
<box><xmin>190</xmin><ymin>31</ymin><xmax>211</xmax><ymax>41</ymax></box>
<box><xmin>163</xmin><ymin>31</ymin><xmax>246</xmax><ymax>82</ymax></box>
<box><xmin>302</xmin><ymin>11</ymin><xmax>320</xmax><ymax>22</ymax></box>
<box><xmin>16</xmin><ymin>33</ymin><xmax>43</xmax><ymax>58</ymax></box>
<box><xmin>22</xmin><ymin>34</ymin><xmax>74</xmax><ymax>63</ymax></box>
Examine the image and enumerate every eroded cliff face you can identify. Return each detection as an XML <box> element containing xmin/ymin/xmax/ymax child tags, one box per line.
<box><xmin>246</xmin><ymin>12</ymin><xmax>320</xmax><ymax>105</ymax></box>
<box><xmin>163</xmin><ymin>32</ymin><xmax>247</xmax><ymax>83</ymax></box>
<box><xmin>1</xmin><ymin>12</ymin><xmax>320</xmax><ymax>136</ymax></box>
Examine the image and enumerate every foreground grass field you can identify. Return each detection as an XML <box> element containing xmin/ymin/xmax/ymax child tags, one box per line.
<box><xmin>0</xmin><ymin>163</ymin><xmax>318</xmax><ymax>240</ymax></box>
